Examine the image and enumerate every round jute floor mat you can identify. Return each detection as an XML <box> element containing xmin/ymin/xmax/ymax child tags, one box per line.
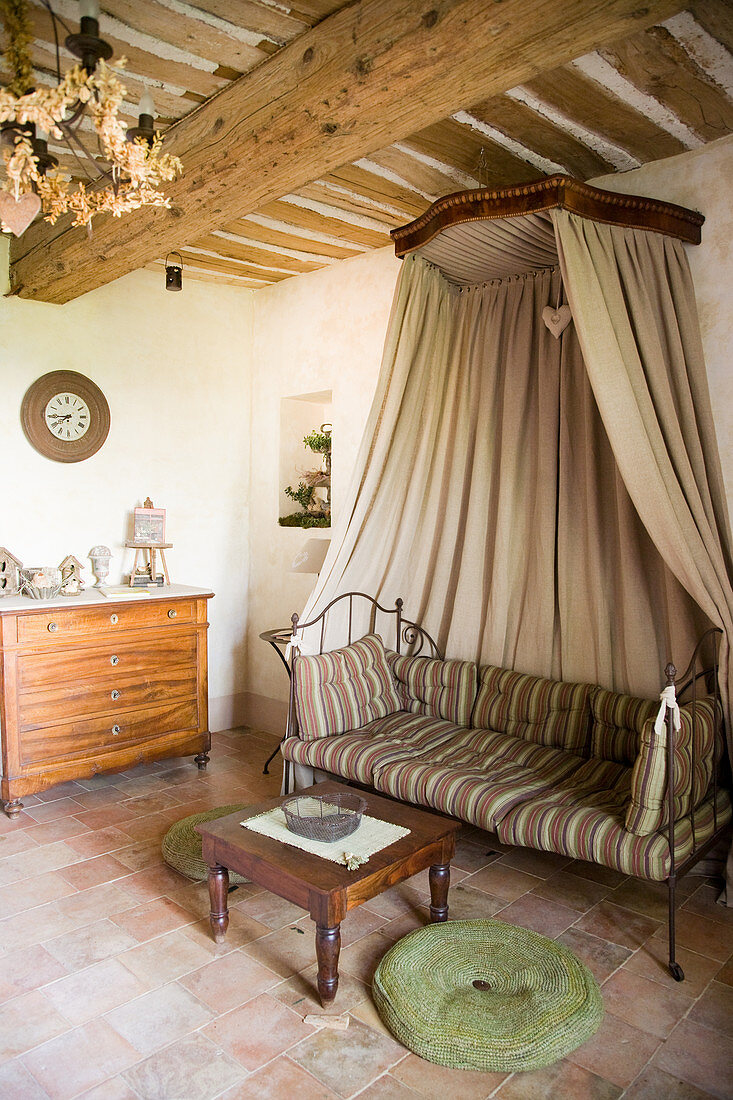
<box><xmin>162</xmin><ymin>805</ymin><xmax>251</xmax><ymax>884</ymax></box>
<box><xmin>372</xmin><ymin>918</ymin><xmax>603</xmax><ymax>1072</ymax></box>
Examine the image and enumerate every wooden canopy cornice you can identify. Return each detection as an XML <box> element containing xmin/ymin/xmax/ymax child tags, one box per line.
<box><xmin>8</xmin><ymin>0</ymin><xmax>686</xmax><ymax>304</ymax></box>
<box><xmin>391</xmin><ymin>175</ymin><xmax>706</xmax><ymax>256</ymax></box>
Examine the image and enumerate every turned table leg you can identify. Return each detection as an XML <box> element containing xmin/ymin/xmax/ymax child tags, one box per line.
<box><xmin>207</xmin><ymin>864</ymin><xmax>230</xmax><ymax>942</ymax></box>
<box><xmin>429</xmin><ymin>862</ymin><xmax>450</xmax><ymax>922</ymax></box>
<box><xmin>315</xmin><ymin>924</ymin><xmax>341</xmax><ymax>1006</ymax></box>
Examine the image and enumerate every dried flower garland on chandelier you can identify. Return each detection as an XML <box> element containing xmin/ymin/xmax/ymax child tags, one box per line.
<box><xmin>0</xmin><ymin>0</ymin><xmax>182</xmax><ymax>234</ymax></box>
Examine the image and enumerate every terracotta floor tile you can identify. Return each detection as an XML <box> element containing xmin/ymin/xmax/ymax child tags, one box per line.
<box><xmin>179</xmin><ymin>949</ymin><xmax>280</xmax><ymax>1013</ymax></box>
<box><xmin>404</xmin><ymin>865</ymin><xmax>469</xmax><ymax>897</ymax></box>
<box><xmin>608</xmin><ymin>878</ymin><xmax>677</xmax><ymax>922</ymax></box>
<box><xmin>654</xmin><ymin>1018</ymin><xmax>733</xmax><ymax>1099</ymax></box>
<box><xmin>0</xmin><ymin>840</ymin><xmax>84</xmax><ymax>886</ymax></box>
<box><xmin>0</xmin><ymin>870</ymin><xmax>77</xmax><ymax>917</ymax></box>
<box><xmin>117</xmin><ymin>811</ymin><xmax>172</xmax><ymax>843</ymax></box>
<box><xmin>651</xmin><ymin>909</ymin><xmax>733</xmax><ymax>962</ymax></box>
<box><xmin>566</xmin><ymin>861</ymin><xmax>628</xmax><ymax>888</ymax></box>
<box><xmin>23</xmin><ymin>797</ymin><xmax>86</xmax><ymax>824</ymax></box>
<box><xmin>494</xmin><ymin>893</ymin><xmax>578</xmax><ymax>938</ymax></box>
<box><xmin>121</xmin><ymin>1032</ymin><xmax>246</xmax><ymax>1100</ymax></box>
<box><xmin>682</xmin><ymin>883</ymin><xmax>733</xmax><ymax>926</ymax></box>
<box><xmin>451</xmin><ymin>837</ymin><xmax>503</xmax><ymax>873</ymax></box>
<box><xmin>567</xmin><ymin>1012</ymin><xmax>661</xmax><ymax>1088</ymax></box>
<box><xmin>182</xmin><ymin>909</ymin><xmax>271</xmax><ymax>956</ymax></box>
<box><xmin>72</xmin><ymin>806</ymin><xmax>137</xmax><ymax>831</ymax></box>
<box><xmin>0</xmin><ymin>942</ymin><xmax>68</xmax><ymax>1003</ymax></box>
<box><xmin>495</xmin><ymin>1059</ymin><xmax>622</xmax><ymax>1099</ymax></box>
<box><xmin>220</xmin><ymin>1054</ymin><xmax>339</xmax><ymax>1099</ymax></box>
<box><xmin>350</xmin><ymin>992</ymin><xmax>404</xmax><ymax>1041</ymax></box>
<box><xmin>108</xmin><ymin>895</ymin><xmax>196</xmax><ymax>941</ymax></box>
<box><xmin>70</xmin><ymin>787</ymin><xmax>127</xmax><ymax>811</ymax></box>
<box><xmin>112</xmin><ymin>839</ymin><xmax>162</xmax><ymax>872</ymax></box>
<box><xmin>623</xmin><ymin>1063</ymin><xmax>720</xmax><ymax>1100</ymax></box>
<box><xmin>21</xmin><ymin>1018</ymin><xmax>140</xmax><ymax>1100</ymax></box>
<box><xmin>0</xmin><ymin>902</ymin><xmax>74</xmax><ymax>952</ymax></box>
<box><xmin>237</xmin><ymin>889</ymin><xmax>311</xmax><ymax>929</ymax></box>
<box><xmin>0</xmin><ymin>828</ymin><xmax>41</xmax><ymax>856</ymax></box>
<box><xmin>442</xmin><ymin>883</ymin><xmax>505</xmax><ymax>920</ymax></box>
<box><xmin>338</xmin><ymin>930</ymin><xmax>392</xmax><ymax>985</ymax></box>
<box><xmin>531</xmin><ymin>870</ymin><xmax>611</xmax><ymax>913</ymax></box>
<box><xmin>77</xmin><ymin>1076</ymin><xmax>139</xmax><ymax>1099</ymax></box>
<box><xmin>35</xmin><ymin>781</ymin><xmax>86</xmax><ymax>803</ymax></box>
<box><xmin>390</xmin><ymin>1051</ymin><xmax>507</xmax><ymax>1100</ymax></box>
<box><xmin>600</xmin><ymin>968</ymin><xmax>694</xmax><ymax>1038</ymax></box>
<box><xmin>716</xmin><ymin>957</ymin><xmax>733</xmax><ymax>986</ymax></box>
<box><xmin>362</xmin><ymin>883</ymin><xmax>426</xmax><ymax>921</ymax></box>
<box><xmin>575</xmin><ymin>900</ymin><xmax>661</xmax><ymax>950</ymax></box>
<box><xmin>555</xmin><ymin>927</ymin><xmax>632</xmax><ymax>984</ymax></box>
<box><xmin>687</xmin><ymin>980</ymin><xmax>733</xmax><ymax>1038</ymax></box>
<box><xmin>290</xmin><ymin>1015</ymin><xmax>405</xmax><ymax>1099</ymax></box>
<box><xmin>58</xmin><ymin>853</ymin><xmax>130</xmax><ymax>891</ymax></box>
<box><xmin>203</xmin><ymin>992</ymin><xmax>314</xmax><ymax>1071</ymax></box>
<box><xmin>45</xmin><ymin>918</ymin><xmax>139</xmax><ymax>972</ymax></box>
<box><xmin>624</xmin><ymin>938</ymin><xmax>721</xmax><ymax>995</ymax></box>
<box><xmin>42</xmin><ymin>957</ymin><xmax>148</xmax><ymax>1025</ymax></box>
<box><xmin>469</xmin><ymin>863</ymin><xmax>542</xmax><ymax>902</ymax></box>
<box><xmin>55</xmin><ymin>882</ymin><xmax>136</xmax><ymax>929</ymax></box>
<box><xmin>104</xmin><ymin>982</ymin><xmax>214</xmax><ymax>1055</ymax></box>
<box><xmin>272</xmin><ymin>962</ymin><xmax>369</xmax><ymax>1017</ymax></box>
<box><xmin>243</xmin><ymin>917</ymin><xmax>320</xmax><ymax>978</ymax></box>
<box><xmin>118</xmin><ymin>926</ymin><xmax>214</xmax><ymax>987</ymax></box>
<box><xmin>25</xmin><ymin>818</ymin><xmax>91</xmax><ymax>844</ymax></box>
<box><xmin>114</xmin><ymin>863</ymin><xmax>193</xmax><ymax>902</ymax></box>
<box><xmin>0</xmin><ymin>1058</ymin><xmax>52</xmax><ymax>1100</ymax></box>
<box><xmin>66</xmin><ymin>827</ymin><xmax>131</xmax><ymax>858</ymax></box>
<box><xmin>0</xmin><ymin>989</ymin><xmax>70</xmax><ymax>1060</ymax></box>
<box><xmin>497</xmin><ymin>847</ymin><xmax>573</xmax><ymax>879</ymax></box>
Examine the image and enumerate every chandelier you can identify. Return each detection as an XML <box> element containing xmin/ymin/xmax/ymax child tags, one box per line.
<box><xmin>0</xmin><ymin>0</ymin><xmax>182</xmax><ymax>235</ymax></box>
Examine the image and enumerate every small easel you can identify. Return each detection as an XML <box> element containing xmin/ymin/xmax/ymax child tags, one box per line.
<box><xmin>126</xmin><ymin>497</ymin><xmax>172</xmax><ymax>586</ymax></box>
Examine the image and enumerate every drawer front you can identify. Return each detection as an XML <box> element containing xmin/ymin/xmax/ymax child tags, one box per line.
<box><xmin>19</xmin><ymin>699</ymin><xmax>200</xmax><ymax>766</ymax></box>
<box><xmin>19</xmin><ymin>666</ymin><xmax>198</xmax><ymax>729</ymax></box>
<box><xmin>17</xmin><ymin>633</ymin><xmax>198</xmax><ymax>691</ymax></box>
<box><xmin>16</xmin><ymin>599</ymin><xmax>196</xmax><ymax>644</ymax></box>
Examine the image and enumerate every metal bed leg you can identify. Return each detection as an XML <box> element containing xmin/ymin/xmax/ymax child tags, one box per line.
<box><xmin>668</xmin><ymin>874</ymin><xmax>685</xmax><ymax>982</ymax></box>
<box><xmin>262</xmin><ymin>741</ymin><xmax>283</xmax><ymax>776</ymax></box>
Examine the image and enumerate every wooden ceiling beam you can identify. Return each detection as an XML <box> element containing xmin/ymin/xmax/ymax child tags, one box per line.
<box><xmin>10</xmin><ymin>0</ymin><xmax>685</xmax><ymax>303</ymax></box>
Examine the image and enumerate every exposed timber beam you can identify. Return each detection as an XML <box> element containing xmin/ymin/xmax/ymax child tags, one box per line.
<box><xmin>10</xmin><ymin>0</ymin><xmax>685</xmax><ymax>303</ymax></box>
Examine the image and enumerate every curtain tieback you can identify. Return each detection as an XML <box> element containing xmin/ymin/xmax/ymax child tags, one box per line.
<box><xmin>654</xmin><ymin>684</ymin><xmax>681</xmax><ymax>743</ymax></box>
<box><xmin>285</xmin><ymin>631</ymin><xmax>315</xmax><ymax>661</ymax></box>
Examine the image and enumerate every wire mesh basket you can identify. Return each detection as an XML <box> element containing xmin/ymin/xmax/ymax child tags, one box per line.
<box><xmin>282</xmin><ymin>792</ymin><xmax>366</xmax><ymax>843</ymax></box>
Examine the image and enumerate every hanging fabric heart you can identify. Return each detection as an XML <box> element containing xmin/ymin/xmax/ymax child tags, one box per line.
<box><xmin>0</xmin><ymin>191</ymin><xmax>42</xmax><ymax>236</ymax></box>
<box><xmin>542</xmin><ymin>304</ymin><xmax>573</xmax><ymax>339</ymax></box>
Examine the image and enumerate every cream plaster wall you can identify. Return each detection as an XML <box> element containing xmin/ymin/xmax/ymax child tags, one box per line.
<box><xmin>246</xmin><ymin>246</ymin><xmax>401</xmax><ymax>726</ymax></box>
<box><xmin>0</xmin><ymin>243</ymin><xmax>254</xmax><ymax>730</ymax></box>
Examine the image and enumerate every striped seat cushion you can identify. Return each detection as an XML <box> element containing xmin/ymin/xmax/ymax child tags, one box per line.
<box><xmin>497</xmin><ymin>787</ymin><xmax>732</xmax><ymax>882</ymax></box>
<box><xmin>387</xmin><ymin>652</ymin><xmax>477</xmax><ymax>727</ymax></box>
<box><xmin>293</xmin><ymin>633</ymin><xmax>401</xmax><ymax>741</ymax></box>
<box><xmin>471</xmin><ymin>666</ymin><xmax>595</xmax><ymax>754</ymax></box>
<box><xmin>625</xmin><ymin>698</ymin><xmax>720</xmax><ymax>836</ymax></box>
<box><xmin>590</xmin><ymin>688</ymin><xmax>657</xmax><ymax>765</ymax></box>
<box><xmin>281</xmin><ymin>712</ymin><xmax>464</xmax><ymax>786</ymax></box>
<box><xmin>373</xmin><ymin>729</ymin><xmax>590</xmax><ymax>831</ymax></box>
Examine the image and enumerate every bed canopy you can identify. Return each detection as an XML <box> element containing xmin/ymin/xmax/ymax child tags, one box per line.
<box><xmin>301</xmin><ymin>175</ymin><xmax>733</xmax><ymax>787</ymax></box>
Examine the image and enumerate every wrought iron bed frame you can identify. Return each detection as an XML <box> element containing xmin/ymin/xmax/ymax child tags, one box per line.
<box><xmin>261</xmin><ymin>592</ymin><xmax>730</xmax><ymax>982</ymax></box>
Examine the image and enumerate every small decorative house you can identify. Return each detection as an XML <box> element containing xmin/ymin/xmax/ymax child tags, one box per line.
<box><xmin>59</xmin><ymin>554</ymin><xmax>85</xmax><ymax>596</ymax></box>
<box><xmin>0</xmin><ymin>548</ymin><xmax>22</xmax><ymax>596</ymax></box>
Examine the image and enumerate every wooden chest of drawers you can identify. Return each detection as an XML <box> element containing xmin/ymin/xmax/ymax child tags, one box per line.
<box><xmin>0</xmin><ymin>585</ymin><xmax>213</xmax><ymax>816</ymax></box>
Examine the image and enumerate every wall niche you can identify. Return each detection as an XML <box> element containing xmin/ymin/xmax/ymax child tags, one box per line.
<box><xmin>279</xmin><ymin>390</ymin><xmax>332</xmax><ymax>528</ymax></box>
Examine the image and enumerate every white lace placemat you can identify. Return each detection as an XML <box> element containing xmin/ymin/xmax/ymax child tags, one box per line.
<box><xmin>242</xmin><ymin>804</ymin><xmax>410</xmax><ymax>869</ymax></box>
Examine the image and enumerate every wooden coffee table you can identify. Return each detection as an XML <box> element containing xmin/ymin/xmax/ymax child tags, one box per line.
<box><xmin>195</xmin><ymin>780</ymin><xmax>461</xmax><ymax>1006</ymax></box>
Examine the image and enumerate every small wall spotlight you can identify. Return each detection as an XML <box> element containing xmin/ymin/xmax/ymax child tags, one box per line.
<box><xmin>165</xmin><ymin>251</ymin><xmax>183</xmax><ymax>292</ymax></box>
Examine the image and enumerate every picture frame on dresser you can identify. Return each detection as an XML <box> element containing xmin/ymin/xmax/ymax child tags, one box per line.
<box><xmin>0</xmin><ymin>585</ymin><xmax>213</xmax><ymax>817</ymax></box>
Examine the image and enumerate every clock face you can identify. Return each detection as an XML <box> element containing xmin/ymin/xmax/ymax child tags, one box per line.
<box><xmin>44</xmin><ymin>392</ymin><xmax>91</xmax><ymax>441</ymax></box>
<box><xmin>21</xmin><ymin>371</ymin><xmax>110</xmax><ymax>463</ymax></box>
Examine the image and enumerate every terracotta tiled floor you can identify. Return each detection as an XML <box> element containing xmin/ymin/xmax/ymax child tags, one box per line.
<box><xmin>1</xmin><ymin>727</ymin><xmax>732</xmax><ymax>1100</ymax></box>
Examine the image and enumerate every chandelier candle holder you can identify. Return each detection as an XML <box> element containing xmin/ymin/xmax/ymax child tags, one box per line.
<box><xmin>0</xmin><ymin>0</ymin><xmax>182</xmax><ymax>235</ymax></box>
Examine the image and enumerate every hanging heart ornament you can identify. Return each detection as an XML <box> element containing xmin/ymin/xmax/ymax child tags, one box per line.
<box><xmin>542</xmin><ymin>304</ymin><xmax>573</xmax><ymax>339</ymax></box>
<box><xmin>0</xmin><ymin>191</ymin><xmax>41</xmax><ymax>236</ymax></box>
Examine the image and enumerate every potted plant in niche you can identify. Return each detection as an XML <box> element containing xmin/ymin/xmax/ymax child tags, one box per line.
<box><xmin>280</xmin><ymin>424</ymin><xmax>332</xmax><ymax>529</ymax></box>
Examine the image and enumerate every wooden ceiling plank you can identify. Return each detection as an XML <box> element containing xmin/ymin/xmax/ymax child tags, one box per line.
<box><xmin>324</xmin><ymin>164</ymin><xmax>429</xmax><ymax>218</ymax></box>
<box><xmin>599</xmin><ymin>25</ymin><xmax>733</xmax><ymax>141</ymax></box>
<box><xmin>364</xmin><ymin>145</ymin><xmax>477</xmax><ymax>199</ymax></box>
<box><xmin>193</xmin><ymin>232</ymin><xmax>328</xmax><ymax>272</ymax></box>
<box><xmin>11</xmin><ymin>0</ymin><xmax>686</xmax><ymax>302</ymax></box>
<box><xmin>287</xmin><ymin>2</ymin><xmax>348</xmax><ymax>22</ymax></box>
<box><xmin>222</xmin><ymin>217</ymin><xmax>363</xmax><ymax>259</ymax></box>
<box><xmin>256</xmin><ymin>200</ymin><xmax>391</xmax><ymax>249</ymax></box>
<box><xmin>178</xmin><ymin>250</ymin><xmax>290</xmax><ymax>280</ymax></box>
<box><xmin>689</xmin><ymin>0</ymin><xmax>733</xmax><ymax>53</ymax></box>
<box><xmin>180</xmin><ymin>0</ymin><xmax>310</xmax><ymax>43</ymax></box>
<box><xmin>146</xmin><ymin>260</ymin><xmax>268</xmax><ymax>288</ymax></box>
<box><xmin>523</xmin><ymin>64</ymin><xmax>688</xmax><ymax>163</ymax></box>
<box><xmin>464</xmin><ymin>95</ymin><xmax>616</xmax><ymax>180</ymax></box>
<box><xmin>403</xmin><ymin>117</ymin><xmax>544</xmax><ymax>188</ymax></box>
<box><xmin>293</xmin><ymin>181</ymin><xmax>408</xmax><ymax>226</ymax></box>
<box><xmin>99</xmin><ymin>1</ymin><xmax>270</xmax><ymax>75</ymax></box>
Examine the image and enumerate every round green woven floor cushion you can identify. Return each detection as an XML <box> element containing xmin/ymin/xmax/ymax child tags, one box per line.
<box><xmin>162</xmin><ymin>805</ymin><xmax>251</xmax><ymax>884</ymax></box>
<box><xmin>373</xmin><ymin>919</ymin><xmax>603</xmax><ymax>1072</ymax></box>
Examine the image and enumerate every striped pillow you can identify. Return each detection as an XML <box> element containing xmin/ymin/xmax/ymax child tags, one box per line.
<box><xmin>387</xmin><ymin>653</ymin><xmax>477</xmax><ymax>727</ymax></box>
<box><xmin>293</xmin><ymin>633</ymin><xmax>401</xmax><ymax>741</ymax></box>
<box><xmin>625</xmin><ymin>698</ymin><xmax>719</xmax><ymax>835</ymax></box>
<box><xmin>472</xmin><ymin>666</ymin><xmax>594</xmax><ymax>754</ymax></box>
<box><xmin>590</xmin><ymin>688</ymin><xmax>657</xmax><ymax>765</ymax></box>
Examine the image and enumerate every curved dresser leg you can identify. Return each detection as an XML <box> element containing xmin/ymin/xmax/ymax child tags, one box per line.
<box><xmin>4</xmin><ymin>799</ymin><xmax>24</xmax><ymax>818</ymax></box>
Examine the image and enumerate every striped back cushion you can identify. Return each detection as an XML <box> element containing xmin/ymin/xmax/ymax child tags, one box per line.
<box><xmin>590</xmin><ymin>689</ymin><xmax>657</xmax><ymax>765</ymax></box>
<box><xmin>293</xmin><ymin>634</ymin><xmax>401</xmax><ymax>741</ymax></box>
<box><xmin>387</xmin><ymin>653</ymin><xmax>477</xmax><ymax>728</ymax></box>
<box><xmin>625</xmin><ymin>698</ymin><xmax>719</xmax><ymax>835</ymax></box>
<box><xmin>472</xmin><ymin>666</ymin><xmax>594</xmax><ymax>754</ymax></box>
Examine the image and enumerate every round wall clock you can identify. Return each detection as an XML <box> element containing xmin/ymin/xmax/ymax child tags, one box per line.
<box><xmin>21</xmin><ymin>371</ymin><xmax>110</xmax><ymax>463</ymax></box>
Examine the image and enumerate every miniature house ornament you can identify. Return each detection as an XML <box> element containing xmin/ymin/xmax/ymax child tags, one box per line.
<box><xmin>88</xmin><ymin>545</ymin><xmax>112</xmax><ymax>587</ymax></box>
<box><xmin>59</xmin><ymin>554</ymin><xmax>85</xmax><ymax>596</ymax></box>
<box><xmin>0</xmin><ymin>548</ymin><xmax>23</xmax><ymax>596</ymax></box>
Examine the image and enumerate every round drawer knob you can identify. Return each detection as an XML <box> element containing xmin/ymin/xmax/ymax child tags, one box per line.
<box><xmin>111</xmin><ymin>690</ymin><xmax>121</xmax><ymax>700</ymax></box>
<box><xmin>110</xmin><ymin>655</ymin><xmax>119</xmax><ymax>666</ymax></box>
<box><xmin>47</xmin><ymin>622</ymin><xmax>58</xmax><ymax>633</ymax></box>
<box><xmin>112</xmin><ymin>724</ymin><xmax>121</xmax><ymax>735</ymax></box>
<box><xmin>110</xmin><ymin>613</ymin><xmax>119</xmax><ymax>625</ymax></box>
<box><xmin>167</xmin><ymin>609</ymin><xmax>177</xmax><ymax>619</ymax></box>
